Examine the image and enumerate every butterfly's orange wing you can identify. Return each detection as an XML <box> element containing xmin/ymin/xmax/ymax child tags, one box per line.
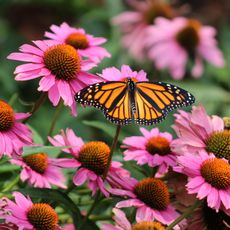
<box><xmin>134</xmin><ymin>82</ymin><xmax>195</xmax><ymax>125</ymax></box>
<box><xmin>75</xmin><ymin>81</ymin><xmax>132</xmax><ymax>125</ymax></box>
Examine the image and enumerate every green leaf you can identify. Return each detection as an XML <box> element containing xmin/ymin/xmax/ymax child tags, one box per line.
<box><xmin>0</xmin><ymin>165</ymin><xmax>20</xmax><ymax>173</ymax></box>
<box><xmin>27</xmin><ymin>124</ymin><xmax>44</xmax><ymax>144</ymax></box>
<box><xmin>8</xmin><ymin>93</ymin><xmax>18</xmax><ymax>107</ymax></box>
<box><xmin>19</xmin><ymin>188</ymin><xmax>81</xmax><ymax>229</ymax></box>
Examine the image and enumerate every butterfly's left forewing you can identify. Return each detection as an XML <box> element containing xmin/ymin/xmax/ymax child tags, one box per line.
<box><xmin>134</xmin><ymin>82</ymin><xmax>195</xmax><ymax>125</ymax></box>
<box><xmin>75</xmin><ymin>81</ymin><xmax>132</xmax><ymax>125</ymax></box>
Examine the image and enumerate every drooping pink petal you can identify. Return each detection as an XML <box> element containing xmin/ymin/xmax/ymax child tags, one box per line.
<box><xmin>73</xmin><ymin>168</ymin><xmax>88</xmax><ymax>186</ymax></box>
<box><xmin>116</xmin><ymin>199</ymin><xmax>143</xmax><ymax>208</ymax></box>
<box><xmin>113</xmin><ymin>208</ymin><xmax>132</xmax><ymax>229</ymax></box>
<box><xmin>38</xmin><ymin>75</ymin><xmax>56</xmax><ymax>91</ymax></box>
<box><xmin>48</xmin><ymin>84</ymin><xmax>61</xmax><ymax>106</ymax></box>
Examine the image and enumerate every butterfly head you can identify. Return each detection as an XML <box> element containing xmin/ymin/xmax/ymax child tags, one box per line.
<box><xmin>126</xmin><ymin>77</ymin><xmax>138</xmax><ymax>82</ymax></box>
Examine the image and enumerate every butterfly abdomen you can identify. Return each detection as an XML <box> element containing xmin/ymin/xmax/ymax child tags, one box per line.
<box><xmin>127</xmin><ymin>78</ymin><xmax>137</xmax><ymax>114</ymax></box>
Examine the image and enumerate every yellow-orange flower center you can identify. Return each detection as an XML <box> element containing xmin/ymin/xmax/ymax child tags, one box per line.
<box><xmin>146</xmin><ymin>136</ymin><xmax>171</xmax><ymax>156</ymax></box>
<box><xmin>132</xmin><ymin>221</ymin><xmax>165</xmax><ymax>230</ymax></box>
<box><xmin>200</xmin><ymin>158</ymin><xmax>230</xmax><ymax>190</ymax></box>
<box><xmin>134</xmin><ymin>178</ymin><xmax>170</xmax><ymax>210</ymax></box>
<box><xmin>78</xmin><ymin>141</ymin><xmax>110</xmax><ymax>175</ymax></box>
<box><xmin>143</xmin><ymin>3</ymin><xmax>174</xmax><ymax>24</ymax></box>
<box><xmin>206</xmin><ymin>130</ymin><xmax>230</xmax><ymax>161</ymax></box>
<box><xmin>44</xmin><ymin>44</ymin><xmax>81</xmax><ymax>80</ymax></box>
<box><xmin>176</xmin><ymin>19</ymin><xmax>201</xmax><ymax>55</ymax></box>
<box><xmin>0</xmin><ymin>100</ymin><xmax>15</xmax><ymax>131</ymax></box>
<box><xmin>65</xmin><ymin>32</ymin><xmax>89</xmax><ymax>50</ymax></box>
<box><xmin>23</xmin><ymin>153</ymin><xmax>48</xmax><ymax>174</ymax></box>
<box><xmin>27</xmin><ymin>203</ymin><xmax>58</xmax><ymax>230</ymax></box>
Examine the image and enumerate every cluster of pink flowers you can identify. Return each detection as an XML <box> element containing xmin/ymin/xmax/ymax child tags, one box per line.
<box><xmin>102</xmin><ymin>105</ymin><xmax>229</xmax><ymax>229</ymax></box>
<box><xmin>172</xmin><ymin>105</ymin><xmax>230</xmax><ymax>213</ymax></box>
<box><xmin>7</xmin><ymin>22</ymin><xmax>111</xmax><ymax>116</ymax></box>
<box><xmin>2</xmin><ymin>103</ymin><xmax>229</xmax><ymax>229</ymax></box>
<box><xmin>0</xmin><ymin>13</ymin><xmax>229</xmax><ymax>230</ymax></box>
<box><xmin>113</xmin><ymin>0</ymin><xmax>225</xmax><ymax>79</ymax></box>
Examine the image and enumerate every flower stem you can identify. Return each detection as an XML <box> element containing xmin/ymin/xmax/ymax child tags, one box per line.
<box><xmin>103</xmin><ymin>125</ymin><xmax>122</xmax><ymax>180</ymax></box>
<box><xmin>8</xmin><ymin>93</ymin><xmax>18</xmax><ymax>106</ymax></box>
<box><xmin>78</xmin><ymin>125</ymin><xmax>121</xmax><ymax>229</ymax></box>
<box><xmin>78</xmin><ymin>190</ymin><xmax>101</xmax><ymax>230</ymax></box>
<box><xmin>45</xmin><ymin>102</ymin><xmax>63</xmax><ymax>144</ymax></box>
<box><xmin>64</xmin><ymin>181</ymin><xmax>76</xmax><ymax>194</ymax></box>
<box><xmin>2</xmin><ymin>175</ymin><xmax>20</xmax><ymax>192</ymax></box>
<box><xmin>24</xmin><ymin>93</ymin><xmax>47</xmax><ymax>123</ymax></box>
<box><xmin>89</xmin><ymin>214</ymin><xmax>112</xmax><ymax>221</ymax></box>
<box><xmin>165</xmin><ymin>200</ymin><xmax>202</xmax><ymax>230</ymax></box>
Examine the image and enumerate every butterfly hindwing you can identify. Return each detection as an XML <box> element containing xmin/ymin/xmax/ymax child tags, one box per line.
<box><xmin>74</xmin><ymin>81</ymin><xmax>132</xmax><ymax>125</ymax></box>
<box><xmin>134</xmin><ymin>81</ymin><xmax>195</xmax><ymax>125</ymax></box>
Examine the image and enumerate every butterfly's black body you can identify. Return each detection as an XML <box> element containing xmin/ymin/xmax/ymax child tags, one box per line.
<box><xmin>75</xmin><ymin>79</ymin><xmax>195</xmax><ymax>126</ymax></box>
<box><xmin>127</xmin><ymin>78</ymin><xmax>137</xmax><ymax>114</ymax></box>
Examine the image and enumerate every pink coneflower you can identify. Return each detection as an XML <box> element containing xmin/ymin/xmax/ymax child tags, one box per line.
<box><xmin>10</xmin><ymin>152</ymin><xmax>77</xmax><ymax>188</ymax></box>
<box><xmin>122</xmin><ymin>127</ymin><xmax>176</xmax><ymax>175</ymax></box>
<box><xmin>49</xmin><ymin>128</ymin><xmax>130</xmax><ymax>197</ymax></box>
<box><xmin>175</xmin><ymin>150</ymin><xmax>230</xmax><ymax>211</ymax></box>
<box><xmin>146</xmin><ymin>17</ymin><xmax>225</xmax><ymax>79</ymax></box>
<box><xmin>112</xmin><ymin>0</ymin><xmax>174</xmax><ymax>60</ymax></box>
<box><xmin>7</xmin><ymin>40</ymin><xmax>102</xmax><ymax>116</ymax></box>
<box><xmin>0</xmin><ymin>192</ymin><xmax>60</xmax><ymax>230</ymax></box>
<box><xmin>109</xmin><ymin>176</ymin><xmax>179</xmax><ymax>225</ymax></box>
<box><xmin>102</xmin><ymin>208</ymin><xmax>165</xmax><ymax>230</ymax></box>
<box><xmin>0</xmin><ymin>99</ymin><xmax>32</xmax><ymax>157</ymax></box>
<box><xmin>99</xmin><ymin>64</ymin><xmax>148</xmax><ymax>81</ymax></box>
<box><xmin>171</xmin><ymin>105</ymin><xmax>229</xmax><ymax>161</ymax></box>
<box><xmin>44</xmin><ymin>22</ymin><xmax>111</xmax><ymax>63</ymax></box>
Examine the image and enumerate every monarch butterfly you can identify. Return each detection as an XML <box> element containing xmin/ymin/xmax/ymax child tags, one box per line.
<box><xmin>75</xmin><ymin>78</ymin><xmax>195</xmax><ymax>125</ymax></box>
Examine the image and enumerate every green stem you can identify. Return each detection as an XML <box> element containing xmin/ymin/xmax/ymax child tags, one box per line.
<box><xmin>64</xmin><ymin>181</ymin><xmax>76</xmax><ymax>194</ymax></box>
<box><xmin>78</xmin><ymin>125</ymin><xmax>122</xmax><ymax>229</ymax></box>
<box><xmin>165</xmin><ymin>200</ymin><xmax>202</xmax><ymax>230</ymax></box>
<box><xmin>103</xmin><ymin>125</ymin><xmax>122</xmax><ymax>180</ymax></box>
<box><xmin>8</xmin><ymin>93</ymin><xmax>18</xmax><ymax>106</ymax></box>
<box><xmin>78</xmin><ymin>190</ymin><xmax>101</xmax><ymax>230</ymax></box>
<box><xmin>45</xmin><ymin>102</ymin><xmax>63</xmax><ymax>144</ymax></box>
<box><xmin>89</xmin><ymin>214</ymin><xmax>112</xmax><ymax>221</ymax></box>
<box><xmin>2</xmin><ymin>175</ymin><xmax>20</xmax><ymax>192</ymax></box>
<box><xmin>23</xmin><ymin>93</ymin><xmax>47</xmax><ymax>123</ymax></box>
